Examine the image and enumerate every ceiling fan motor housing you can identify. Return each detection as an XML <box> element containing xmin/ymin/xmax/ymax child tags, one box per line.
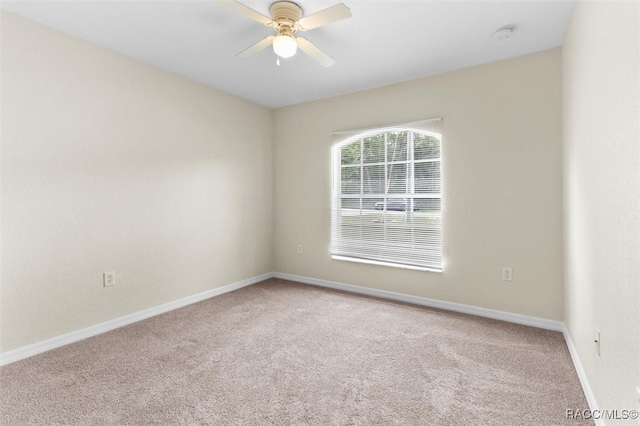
<box><xmin>270</xmin><ymin>1</ymin><xmax>302</xmax><ymax>35</ymax></box>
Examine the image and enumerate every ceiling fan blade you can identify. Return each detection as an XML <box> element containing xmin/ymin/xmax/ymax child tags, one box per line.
<box><xmin>220</xmin><ymin>0</ymin><xmax>272</xmax><ymax>25</ymax></box>
<box><xmin>296</xmin><ymin>37</ymin><xmax>336</xmax><ymax>67</ymax></box>
<box><xmin>237</xmin><ymin>35</ymin><xmax>275</xmax><ymax>57</ymax></box>
<box><xmin>297</xmin><ymin>3</ymin><xmax>351</xmax><ymax>31</ymax></box>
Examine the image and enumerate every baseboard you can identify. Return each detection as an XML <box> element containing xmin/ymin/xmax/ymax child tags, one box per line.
<box><xmin>562</xmin><ymin>326</ymin><xmax>602</xmax><ymax>425</ymax></box>
<box><xmin>0</xmin><ymin>272</ymin><xmax>274</xmax><ymax>366</ymax></box>
<box><xmin>273</xmin><ymin>272</ymin><xmax>564</xmax><ymax>331</ymax></box>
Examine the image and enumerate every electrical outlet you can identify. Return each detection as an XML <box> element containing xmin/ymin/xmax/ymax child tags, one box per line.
<box><xmin>103</xmin><ymin>271</ymin><xmax>115</xmax><ymax>287</ymax></box>
<box><xmin>594</xmin><ymin>329</ymin><xmax>601</xmax><ymax>357</ymax></box>
<box><xmin>297</xmin><ymin>244</ymin><xmax>303</xmax><ymax>254</ymax></box>
<box><xmin>502</xmin><ymin>267</ymin><xmax>513</xmax><ymax>281</ymax></box>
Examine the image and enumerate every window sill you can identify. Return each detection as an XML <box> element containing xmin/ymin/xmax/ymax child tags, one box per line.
<box><xmin>331</xmin><ymin>255</ymin><xmax>443</xmax><ymax>273</ymax></box>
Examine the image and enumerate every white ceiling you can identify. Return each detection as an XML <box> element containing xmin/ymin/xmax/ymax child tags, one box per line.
<box><xmin>2</xmin><ymin>0</ymin><xmax>575</xmax><ymax>109</ymax></box>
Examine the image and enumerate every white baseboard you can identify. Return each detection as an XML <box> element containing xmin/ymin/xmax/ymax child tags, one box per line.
<box><xmin>273</xmin><ymin>272</ymin><xmax>564</xmax><ymax>331</ymax></box>
<box><xmin>0</xmin><ymin>272</ymin><xmax>274</xmax><ymax>366</ymax></box>
<box><xmin>562</xmin><ymin>326</ymin><xmax>602</xmax><ymax>425</ymax></box>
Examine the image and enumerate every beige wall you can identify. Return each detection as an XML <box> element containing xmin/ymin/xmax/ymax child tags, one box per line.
<box><xmin>1</xmin><ymin>13</ymin><xmax>274</xmax><ymax>352</ymax></box>
<box><xmin>274</xmin><ymin>49</ymin><xmax>564</xmax><ymax>320</ymax></box>
<box><xmin>563</xmin><ymin>0</ymin><xmax>640</xmax><ymax>416</ymax></box>
<box><xmin>4</xmin><ymin>2</ymin><xmax>639</xmax><ymax>413</ymax></box>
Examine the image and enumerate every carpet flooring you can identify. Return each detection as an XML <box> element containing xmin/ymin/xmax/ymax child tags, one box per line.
<box><xmin>0</xmin><ymin>278</ymin><xmax>591</xmax><ymax>425</ymax></box>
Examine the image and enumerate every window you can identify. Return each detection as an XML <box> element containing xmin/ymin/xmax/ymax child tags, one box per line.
<box><xmin>331</xmin><ymin>119</ymin><xmax>442</xmax><ymax>271</ymax></box>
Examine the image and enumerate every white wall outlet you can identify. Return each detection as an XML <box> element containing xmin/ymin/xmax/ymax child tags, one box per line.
<box><xmin>501</xmin><ymin>267</ymin><xmax>513</xmax><ymax>281</ymax></box>
<box><xmin>297</xmin><ymin>244</ymin><xmax>303</xmax><ymax>254</ymax></box>
<box><xmin>594</xmin><ymin>329</ymin><xmax>601</xmax><ymax>357</ymax></box>
<box><xmin>103</xmin><ymin>271</ymin><xmax>115</xmax><ymax>287</ymax></box>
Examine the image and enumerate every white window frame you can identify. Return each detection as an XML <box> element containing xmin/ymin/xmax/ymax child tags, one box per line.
<box><xmin>330</xmin><ymin>119</ymin><xmax>443</xmax><ymax>272</ymax></box>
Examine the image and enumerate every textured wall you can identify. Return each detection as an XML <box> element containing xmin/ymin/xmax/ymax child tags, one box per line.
<box><xmin>274</xmin><ymin>50</ymin><xmax>564</xmax><ymax>320</ymax></box>
<box><xmin>562</xmin><ymin>0</ymin><xmax>640</xmax><ymax>415</ymax></box>
<box><xmin>1</xmin><ymin>13</ymin><xmax>274</xmax><ymax>352</ymax></box>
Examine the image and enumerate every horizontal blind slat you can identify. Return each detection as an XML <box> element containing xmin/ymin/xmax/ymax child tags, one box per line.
<box><xmin>331</xmin><ymin>119</ymin><xmax>443</xmax><ymax>270</ymax></box>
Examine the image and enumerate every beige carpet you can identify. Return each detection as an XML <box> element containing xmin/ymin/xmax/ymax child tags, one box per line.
<box><xmin>1</xmin><ymin>278</ymin><xmax>590</xmax><ymax>425</ymax></box>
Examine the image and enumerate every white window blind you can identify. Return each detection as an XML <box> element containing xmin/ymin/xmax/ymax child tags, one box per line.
<box><xmin>330</xmin><ymin>118</ymin><xmax>442</xmax><ymax>271</ymax></box>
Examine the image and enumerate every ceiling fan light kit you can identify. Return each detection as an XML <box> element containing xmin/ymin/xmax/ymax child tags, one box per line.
<box><xmin>222</xmin><ymin>0</ymin><xmax>351</xmax><ymax>67</ymax></box>
<box><xmin>273</xmin><ymin>34</ymin><xmax>297</xmax><ymax>58</ymax></box>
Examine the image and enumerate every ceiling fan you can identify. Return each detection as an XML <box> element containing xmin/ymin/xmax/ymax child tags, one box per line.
<box><xmin>221</xmin><ymin>0</ymin><xmax>352</xmax><ymax>67</ymax></box>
